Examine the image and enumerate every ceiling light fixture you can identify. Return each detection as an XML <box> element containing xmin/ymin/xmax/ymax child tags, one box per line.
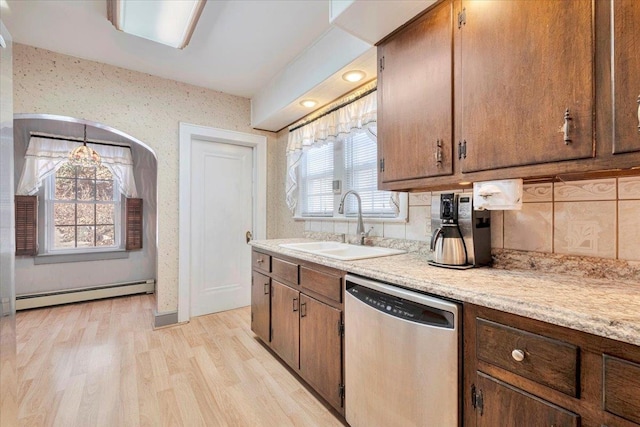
<box><xmin>69</xmin><ymin>125</ymin><xmax>101</xmax><ymax>168</ymax></box>
<box><xmin>300</xmin><ymin>99</ymin><xmax>318</xmax><ymax>108</ymax></box>
<box><xmin>107</xmin><ymin>0</ymin><xmax>206</xmax><ymax>49</ymax></box>
<box><xmin>342</xmin><ymin>70</ymin><xmax>366</xmax><ymax>83</ymax></box>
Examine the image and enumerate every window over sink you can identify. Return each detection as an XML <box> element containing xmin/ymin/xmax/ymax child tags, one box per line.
<box><xmin>298</xmin><ymin>128</ymin><xmax>403</xmax><ymax>219</ymax></box>
<box><xmin>287</xmin><ymin>84</ymin><xmax>407</xmax><ymax>222</ymax></box>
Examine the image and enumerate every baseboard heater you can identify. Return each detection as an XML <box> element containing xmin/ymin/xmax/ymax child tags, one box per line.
<box><xmin>16</xmin><ymin>279</ymin><xmax>155</xmax><ymax>310</ymax></box>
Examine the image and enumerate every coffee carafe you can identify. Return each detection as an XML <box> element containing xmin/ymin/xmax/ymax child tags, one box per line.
<box><xmin>430</xmin><ymin>193</ymin><xmax>467</xmax><ymax>266</ymax></box>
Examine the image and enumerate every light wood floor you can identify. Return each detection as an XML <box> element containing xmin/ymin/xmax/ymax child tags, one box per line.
<box><xmin>16</xmin><ymin>294</ymin><xmax>346</xmax><ymax>427</ymax></box>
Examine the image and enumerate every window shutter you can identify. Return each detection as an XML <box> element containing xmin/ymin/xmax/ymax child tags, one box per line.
<box><xmin>15</xmin><ymin>195</ymin><xmax>38</xmax><ymax>256</ymax></box>
<box><xmin>125</xmin><ymin>198</ymin><xmax>143</xmax><ymax>250</ymax></box>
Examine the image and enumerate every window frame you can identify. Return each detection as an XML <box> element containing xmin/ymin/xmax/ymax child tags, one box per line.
<box><xmin>43</xmin><ymin>163</ymin><xmax>123</xmax><ymax>254</ymax></box>
<box><xmin>294</xmin><ymin>130</ymin><xmax>408</xmax><ymax>223</ymax></box>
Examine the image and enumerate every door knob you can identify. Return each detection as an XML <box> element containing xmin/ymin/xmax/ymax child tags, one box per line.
<box><xmin>245</xmin><ymin>231</ymin><xmax>252</xmax><ymax>244</ymax></box>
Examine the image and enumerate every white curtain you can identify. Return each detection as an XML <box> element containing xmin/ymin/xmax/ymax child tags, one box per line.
<box><xmin>16</xmin><ymin>136</ymin><xmax>139</xmax><ymax>197</ymax></box>
<box><xmin>286</xmin><ymin>90</ymin><xmax>377</xmax><ymax>213</ymax></box>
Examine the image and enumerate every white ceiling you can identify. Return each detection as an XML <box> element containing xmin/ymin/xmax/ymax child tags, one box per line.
<box><xmin>1</xmin><ymin>0</ymin><xmax>433</xmax><ymax>131</ymax></box>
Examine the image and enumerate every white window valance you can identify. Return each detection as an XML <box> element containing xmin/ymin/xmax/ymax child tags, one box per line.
<box><xmin>286</xmin><ymin>90</ymin><xmax>377</xmax><ymax>213</ymax></box>
<box><xmin>16</xmin><ymin>136</ymin><xmax>139</xmax><ymax>198</ymax></box>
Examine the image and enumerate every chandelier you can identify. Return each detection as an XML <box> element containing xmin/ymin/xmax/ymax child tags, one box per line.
<box><xmin>69</xmin><ymin>124</ymin><xmax>101</xmax><ymax>167</ymax></box>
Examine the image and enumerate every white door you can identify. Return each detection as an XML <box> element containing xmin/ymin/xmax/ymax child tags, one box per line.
<box><xmin>190</xmin><ymin>139</ymin><xmax>253</xmax><ymax>317</ymax></box>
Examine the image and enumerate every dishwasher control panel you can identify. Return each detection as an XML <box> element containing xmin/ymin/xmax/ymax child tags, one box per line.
<box><xmin>347</xmin><ymin>284</ymin><xmax>455</xmax><ymax>328</ymax></box>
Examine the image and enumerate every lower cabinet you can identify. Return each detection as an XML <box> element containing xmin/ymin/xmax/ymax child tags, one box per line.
<box><xmin>475</xmin><ymin>373</ymin><xmax>579</xmax><ymax>427</ymax></box>
<box><xmin>465</xmin><ymin>304</ymin><xmax>640</xmax><ymax>427</ymax></box>
<box><xmin>270</xmin><ymin>280</ymin><xmax>300</xmax><ymax>369</ymax></box>
<box><xmin>251</xmin><ymin>249</ymin><xmax>345</xmax><ymax>415</ymax></box>
<box><xmin>250</xmin><ymin>271</ymin><xmax>270</xmax><ymax>344</ymax></box>
<box><xmin>299</xmin><ymin>294</ymin><xmax>343</xmax><ymax>411</ymax></box>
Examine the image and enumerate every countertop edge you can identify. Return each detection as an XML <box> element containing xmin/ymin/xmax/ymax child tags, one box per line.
<box><xmin>250</xmin><ymin>239</ymin><xmax>640</xmax><ymax>347</ymax></box>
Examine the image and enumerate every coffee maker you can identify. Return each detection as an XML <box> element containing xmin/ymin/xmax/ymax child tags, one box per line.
<box><xmin>429</xmin><ymin>192</ymin><xmax>491</xmax><ymax>269</ymax></box>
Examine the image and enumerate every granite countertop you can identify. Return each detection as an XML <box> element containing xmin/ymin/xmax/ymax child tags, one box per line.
<box><xmin>250</xmin><ymin>238</ymin><xmax>640</xmax><ymax>347</ymax></box>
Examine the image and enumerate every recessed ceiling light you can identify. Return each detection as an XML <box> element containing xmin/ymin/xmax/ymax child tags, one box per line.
<box><xmin>300</xmin><ymin>99</ymin><xmax>317</xmax><ymax>108</ymax></box>
<box><xmin>107</xmin><ymin>0</ymin><xmax>206</xmax><ymax>49</ymax></box>
<box><xmin>342</xmin><ymin>70</ymin><xmax>366</xmax><ymax>83</ymax></box>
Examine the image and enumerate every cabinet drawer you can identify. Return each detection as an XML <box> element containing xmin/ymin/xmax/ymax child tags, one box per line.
<box><xmin>252</xmin><ymin>251</ymin><xmax>271</xmax><ymax>273</ymax></box>
<box><xmin>272</xmin><ymin>257</ymin><xmax>298</xmax><ymax>286</ymax></box>
<box><xmin>300</xmin><ymin>266</ymin><xmax>342</xmax><ymax>303</ymax></box>
<box><xmin>476</xmin><ymin>318</ymin><xmax>579</xmax><ymax>397</ymax></box>
<box><xmin>603</xmin><ymin>354</ymin><xmax>640</xmax><ymax>424</ymax></box>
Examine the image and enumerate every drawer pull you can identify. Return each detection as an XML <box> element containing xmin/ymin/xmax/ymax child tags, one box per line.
<box><xmin>511</xmin><ymin>349</ymin><xmax>525</xmax><ymax>362</ymax></box>
<box><xmin>263</xmin><ymin>283</ymin><xmax>269</xmax><ymax>295</ymax></box>
<box><xmin>257</xmin><ymin>258</ymin><xmax>263</xmax><ymax>264</ymax></box>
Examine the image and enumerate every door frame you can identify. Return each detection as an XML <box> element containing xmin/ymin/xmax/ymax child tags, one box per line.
<box><xmin>178</xmin><ymin>123</ymin><xmax>267</xmax><ymax>323</ymax></box>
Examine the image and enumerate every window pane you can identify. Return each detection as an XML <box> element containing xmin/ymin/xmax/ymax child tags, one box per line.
<box><xmin>96</xmin><ymin>204</ymin><xmax>114</xmax><ymax>225</ymax></box>
<box><xmin>77</xmin><ymin>204</ymin><xmax>95</xmax><ymax>225</ymax></box>
<box><xmin>96</xmin><ymin>225</ymin><xmax>115</xmax><ymax>247</ymax></box>
<box><xmin>300</xmin><ymin>143</ymin><xmax>334</xmax><ymax>216</ymax></box>
<box><xmin>96</xmin><ymin>181</ymin><xmax>114</xmax><ymax>201</ymax></box>
<box><xmin>96</xmin><ymin>165</ymin><xmax>112</xmax><ymax>180</ymax></box>
<box><xmin>55</xmin><ymin>178</ymin><xmax>76</xmax><ymax>200</ymax></box>
<box><xmin>77</xmin><ymin>166</ymin><xmax>96</xmax><ymax>179</ymax></box>
<box><xmin>55</xmin><ymin>226</ymin><xmax>75</xmax><ymax>248</ymax></box>
<box><xmin>53</xmin><ymin>203</ymin><xmax>75</xmax><ymax>226</ymax></box>
<box><xmin>77</xmin><ymin>179</ymin><xmax>95</xmax><ymax>201</ymax></box>
<box><xmin>48</xmin><ymin>161</ymin><xmax>122</xmax><ymax>251</ymax></box>
<box><xmin>344</xmin><ymin>129</ymin><xmax>397</xmax><ymax>217</ymax></box>
<box><xmin>56</xmin><ymin>163</ymin><xmax>76</xmax><ymax>178</ymax></box>
<box><xmin>77</xmin><ymin>226</ymin><xmax>95</xmax><ymax>247</ymax></box>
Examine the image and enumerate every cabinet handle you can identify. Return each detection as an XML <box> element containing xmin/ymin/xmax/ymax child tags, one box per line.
<box><xmin>637</xmin><ymin>95</ymin><xmax>640</xmax><ymax>132</ymax></box>
<box><xmin>263</xmin><ymin>283</ymin><xmax>269</xmax><ymax>295</ymax></box>
<box><xmin>435</xmin><ymin>139</ymin><xmax>443</xmax><ymax>166</ymax></box>
<box><xmin>560</xmin><ymin>108</ymin><xmax>572</xmax><ymax>145</ymax></box>
<box><xmin>257</xmin><ymin>258</ymin><xmax>263</xmax><ymax>264</ymax></box>
<box><xmin>292</xmin><ymin>297</ymin><xmax>298</xmax><ymax>312</ymax></box>
<box><xmin>300</xmin><ymin>302</ymin><xmax>307</xmax><ymax>318</ymax></box>
<box><xmin>511</xmin><ymin>349</ymin><xmax>525</xmax><ymax>362</ymax></box>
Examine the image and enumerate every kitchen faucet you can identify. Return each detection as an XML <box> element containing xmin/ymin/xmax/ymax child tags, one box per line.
<box><xmin>338</xmin><ymin>190</ymin><xmax>371</xmax><ymax>245</ymax></box>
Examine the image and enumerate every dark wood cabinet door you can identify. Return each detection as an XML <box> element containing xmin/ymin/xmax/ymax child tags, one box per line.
<box><xmin>476</xmin><ymin>372</ymin><xmax>580</xmax><ymax>427</ymax></box>
<box><xmin>378</xmin><ymin>0</ymin><xmax>453</xmax><ymax>184</ymax></box>
<box><xmin>612</xmin><ymin>0</ymin><xmax>640</xmax><ymax>154</ymax></box>
<box><xmin>459</xmin><ymin>0</ymin><xmax>594</xmax><ymax>173</ymax></box>
<box><xmin>299</xmin><ymin>295</ymin><xmax>343</xmax><ymax>412</ymax></box>
<box><xmin>250</xmin><ymin>271</ymin><xmax>271</xmax><ymax>343</ymax></box>
<box><xmin>270</xmin><ymin>280</ymin><xmax>300</xmax><ymax>369</ymax></box>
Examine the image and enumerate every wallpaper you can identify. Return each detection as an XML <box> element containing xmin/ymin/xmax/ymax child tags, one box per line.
<box><xmin>13</xmin><ymin>44</ymin><xmax>277</xmax><ymax>313</ymax></box>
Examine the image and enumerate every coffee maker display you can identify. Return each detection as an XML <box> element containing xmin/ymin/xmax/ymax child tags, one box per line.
<box><xmin>429</xmin><ymin>192</ymin><xmax>491</xmax><ymax>269</ymax></box>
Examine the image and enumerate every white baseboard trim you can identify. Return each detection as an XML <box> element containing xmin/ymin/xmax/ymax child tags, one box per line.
<box><xmin>16</xmin><ymin>279</ymin><xmax>155</xmax><ymax>310</ymax></box>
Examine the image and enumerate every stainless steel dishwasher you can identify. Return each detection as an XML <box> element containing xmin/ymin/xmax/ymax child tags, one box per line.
<box><xmin>345</xmin><ymin>274</ymin><xmax>460</xmax><ymax>427</ymax></box>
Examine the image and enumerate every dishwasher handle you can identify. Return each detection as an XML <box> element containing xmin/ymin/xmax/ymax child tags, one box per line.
<box><xmin>346</xmin><ymin>274</ymin><xmax>459</xmax><ymax>315</ymax></box>
<box><xmin>347</xmin><ymin>285</ymin><xmax>456</xmax><ymax>329</ymax></box>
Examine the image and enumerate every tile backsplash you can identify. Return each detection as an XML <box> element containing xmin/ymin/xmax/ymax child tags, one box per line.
<box><xmin>303</xmin><ymin>176</ymin><xmax>640</xmax><ymax>262</ymax></box>
<box><xmin>494</xmin><ymin>177</ymin><xmax>640</xmax><ymax>261</ymax></box>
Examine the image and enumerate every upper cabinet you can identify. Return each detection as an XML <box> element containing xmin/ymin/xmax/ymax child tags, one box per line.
<box><xmin>376</xmin><ymin>0</ymin><xmax>640</xmax><ymax>192</ymax></box>
<box><xmin>612</xmin><ymin>0</ymin><xmax>640</xmax><ymax>154</ymax></box>
<box><xmin>377</xmin><ymin>0</ymin><xmax>453</xmax><ymax>185</ymax></box>
<box><xmin>458</xmin><ymin>0</ymin><xmax>594</xmax><ymax>173</ymax></box>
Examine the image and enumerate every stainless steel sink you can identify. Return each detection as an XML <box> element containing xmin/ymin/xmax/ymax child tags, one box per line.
<box><xmin>279</xmin><ymin>241</ymin><xmax>405</xmax><ymax>261</ymax></box>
